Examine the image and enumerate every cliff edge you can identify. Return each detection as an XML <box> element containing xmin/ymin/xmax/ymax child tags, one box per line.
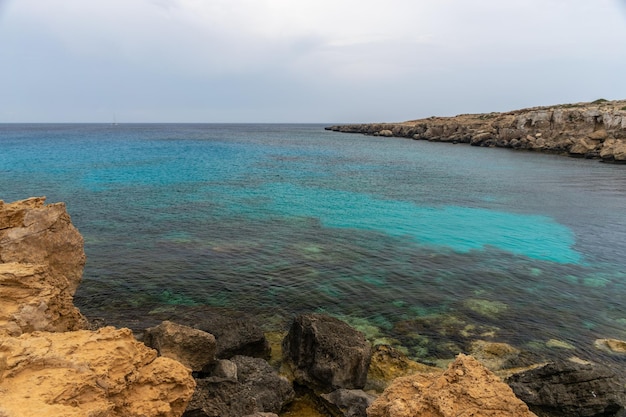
<box><xmin>0</xmin><ymin>197</ymin><xmax>195</xmax><ymax>417</ymax></box>
<box><xmin>326</xmin><ymin>99</ymin><xmax>626</xmax><ymax>162</ymax></box>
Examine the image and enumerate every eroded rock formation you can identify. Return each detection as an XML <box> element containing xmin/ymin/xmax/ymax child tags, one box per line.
<box><xmin>0</xmin><ymin>197</ymin><xmax>87</xmax><ymax>334</ymax></box>
<box><xmin>0</xmin><ymin>197</ymin><xmax>196</xmax><ymax>417</ymax></box>
<box><xmin>0</xmin><ymin>327</ymin><xmax>196</xmax><ymax>417</ymax></box>
<box><xmin>326</xmin><ymin>99</ymin><xmax>626</xmax><ymax>162</ymax></box>
<box><xmin>367</xmin><ymin>353</ymin><xmax>537</xmax><ymax>417</ymax></box>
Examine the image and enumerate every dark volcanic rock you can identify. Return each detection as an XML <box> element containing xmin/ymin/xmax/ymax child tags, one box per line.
<box><xmin>282</xmin><ymin>313</ymin><xmax>372</xmax><ymax>393</ymax></box>
<box><xmin>320</xmin><ymin>389</ymin><xmax>376</xmax><ymax>417</ymax></box>
<box><xmin>191</xmin><ymin>310</ymin><xmax>270</xmax><ymax>360</ymax></box>
<box><xmin>143</xmin><ymin>320</ymin><xmax>217</xmax><ymax>372</ymax></box>
<box><xmin>83</xmin><ymin>306</ymin><xmax>271</xmax><ymax>360</ymax></box>
<box><xmin>185</xmin><ymin>355</ymin><xmax>294</xmax><ymax>417</ymax></box>
<box><xmin>506</xmin><ymin>360</ymin><xmax>626</xmax><ymax>417</ymax></box>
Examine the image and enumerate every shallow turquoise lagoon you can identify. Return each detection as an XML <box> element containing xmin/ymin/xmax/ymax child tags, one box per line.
<box><xmin>1</xmin><ymin>123</ymin><xmax>625</xmax><ymax>363</ymax></box>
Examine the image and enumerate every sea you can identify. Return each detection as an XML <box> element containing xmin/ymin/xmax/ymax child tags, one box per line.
<box><xmin>1</xmin><ymin>123</ymin><xmax>625</xmax><ymax>365</ymax></box>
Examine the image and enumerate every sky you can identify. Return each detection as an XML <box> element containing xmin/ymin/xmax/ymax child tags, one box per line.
<box><xmin>1</xmin><ymin>0</ymin><xmax>626</xmax><ymax>123</ymax></box>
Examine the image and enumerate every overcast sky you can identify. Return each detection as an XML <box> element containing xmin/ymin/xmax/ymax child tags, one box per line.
<box><xmin>1</xmin><ymin>0</ymin><xmax>625</xmax><ymax>123</ymax></box>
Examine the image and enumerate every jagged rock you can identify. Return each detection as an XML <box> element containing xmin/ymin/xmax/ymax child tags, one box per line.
<box><xmin>0</xmin><ymin>262</ymin><xmax>86</xmax><ymax>335</ymax></box>
<box><xmin>367</xmin><ymin>353</ymin><xmax>536</xmax><ymax>417</ymax></box>
<box><xmin>570</xmin><ymin>137</ymin><xmax>600</xmax><ymax>157</ymax></box>
<box><xmin>320</xmin><ymin>389</ymin><xmax>376</xmax><ymax>417</ymax></box>
<box><xmin>0</xmin><ymin>197</ymin><xmax>86</xmax><ymax>293</ymax></box>
<box><xmin>506</xmin><ymin>360</ymin><xmax>626</xmax><ymax>417</ymax></box>
<box><xmin>282</xmin><ymin>313</ymin><xmax>372</xmax><ymax>393</ymax></box>
<box><xmin>326</xmin><ymin>99</ymin><xmax>626</xmax><ymax>162</ymax></box>
<box><xmin>185</xmin><ymin>355</ymin><xmax>294</xmax><ymax>417</ymax></box>
<box><xmin>0</xmin><ymin>326</ymin><xmax>196</xmax><ymax>417</ymax></box>
<box><xmin>144</xmin><ymin>320</ymin><xmax>217</xmax><ymax>372</ymax></box>
<box><xmin>600</xmin><ymin>138</ymin><xmax>626</xmax><ymax>162</ymax></box>
<box><xmin>0</xmin><ymin>197</ymin><xmax>87</xmax><ymax>334</ymax></box>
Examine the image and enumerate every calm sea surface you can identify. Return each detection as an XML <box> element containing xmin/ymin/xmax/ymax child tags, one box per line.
<box><xmin>1</xmin><ymin>123</ymin><xmax>625</xmax><ymax>363</ymax></box>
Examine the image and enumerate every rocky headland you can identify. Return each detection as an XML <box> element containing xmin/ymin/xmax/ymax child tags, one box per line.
<box><xmin>326</xmin><ymin>99</ymin><xmax>626</xmax><ymax>162</ymax></box>
<box><xmin>1</xmin><ymin>197</ymin><xmax>625</xmax><ymax>417</ymax></box>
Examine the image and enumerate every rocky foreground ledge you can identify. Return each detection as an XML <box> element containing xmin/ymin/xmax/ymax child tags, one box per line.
<box><xmin>326</xmin><ymin>99</ymin><xmax>626</xmax><ymax>162</ymax></box>
<box><xmin>1</xmin><ymin>197</ymin><xmax>625</xmax><ymax>417</ymax></box>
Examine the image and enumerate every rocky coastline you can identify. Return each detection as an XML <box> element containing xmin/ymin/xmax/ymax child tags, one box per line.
<box><xmin>326</xmin><ymin>99</ymin><xmax>626</xmax><ymax>163</ymax></box>
<box><xmin>1</xmin><ymin>197</ymin><xmax>625</xmax><ymax>417</ymax></box>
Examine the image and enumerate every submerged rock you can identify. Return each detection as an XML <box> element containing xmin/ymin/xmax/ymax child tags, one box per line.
<box><xmin>0</xmin><ymin>326</ymin><xmax>196</xmax><ymax>417</ymax></box>
<box><xmin>282</xmin><ymin>313</ymin><xmax>372</xmax><ymax>393</ymax></box>
<box><xmin>469</xmin><ymin>340</ymin><xmax>521</xmax><ymax>371</ymax></box>
<box><xmin>366</xmin><ymin>344</ymin><xmax>440</xmax><ymax>392</ymax></box>
<box><xmin>367</xmin><ymin>353</ymin><xmax>536</xmax><ymax>417</ymax></box>
<box><xmin>594</xmin><ymin>338</ymin><xmax>626</xmax><ymax>355</ymax></box>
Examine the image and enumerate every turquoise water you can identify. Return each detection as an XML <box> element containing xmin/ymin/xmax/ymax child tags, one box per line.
<box><xmin>1</xmin><ymin>123</ymin><xmax>625</xmax><ymax>363</ymax></box>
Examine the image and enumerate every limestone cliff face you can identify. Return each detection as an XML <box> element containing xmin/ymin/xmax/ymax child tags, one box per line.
<box><xmin>0</xmin><ymin>197</ymin><xmax>87</xmax><ymax>334</ymax></box>
<box><xmin>0</xmin><ymin>197</ymin><xmax>196</xmax><ymax>417</ymax></box>
<box><xmin>327</xmin><ymin>99</ymin><xmax>626</xmax><ymax>162</ymax></box>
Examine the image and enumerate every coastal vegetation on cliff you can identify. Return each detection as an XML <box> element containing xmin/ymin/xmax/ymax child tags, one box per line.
<box><xmin>326</xmin><ymin>99</ymin><xmax>626</xmax><ymax>162</ymax></box>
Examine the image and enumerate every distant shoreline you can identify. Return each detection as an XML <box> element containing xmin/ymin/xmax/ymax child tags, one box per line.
<box><xmin>326</xmin><ymin>99</ymin><xmax>626</xmax><ymax>163</ymax></box>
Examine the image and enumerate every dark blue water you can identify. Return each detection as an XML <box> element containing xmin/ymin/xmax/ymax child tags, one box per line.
<box><xmin>1</xmin><ymin>123</ymin><xmax>625</xmax><ymax>363</ymax></box>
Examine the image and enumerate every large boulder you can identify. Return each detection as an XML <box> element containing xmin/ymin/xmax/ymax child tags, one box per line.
<box><xmin>282</xmin><ymin>313</ymin><xmax>372</xmax><ymax>392</ymax></box>
<box><xmin>367</xmin><ymin>353</ymin><xmax>536</xmax><ymax>417</ymax></box>
<box><xmin>185</xmin><ymin>355</ymin><xmax>294</xmax><ymax>417</ymax></box>
<box><xmin>144</xmin><ymin>320</ymin><xmax>217</xmax><ymax>372</ymax></box>
<box><xmin>0</xmin><ymin>197</ymin><xmax>87</xmax><ymax>334</ymax></box>
<box><xmin>0</xmin><ymin>326</ymin><xmax>196</xmax><ymax>417</ymax></box>
<box><xmin>506</xmin><ymin>360</ymin><xmax>626</xmax><ymax>417</ymax></box>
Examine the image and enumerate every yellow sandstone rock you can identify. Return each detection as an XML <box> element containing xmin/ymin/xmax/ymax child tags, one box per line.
<box><xmin>0</xmin><ymin>326</ymin><xmax>196</xmax><ymax>417</ymax></box>
<box><xmin>367</xmin><ymin>353</ymin><xmax>537</xmax><ymax>417</ymax></box>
